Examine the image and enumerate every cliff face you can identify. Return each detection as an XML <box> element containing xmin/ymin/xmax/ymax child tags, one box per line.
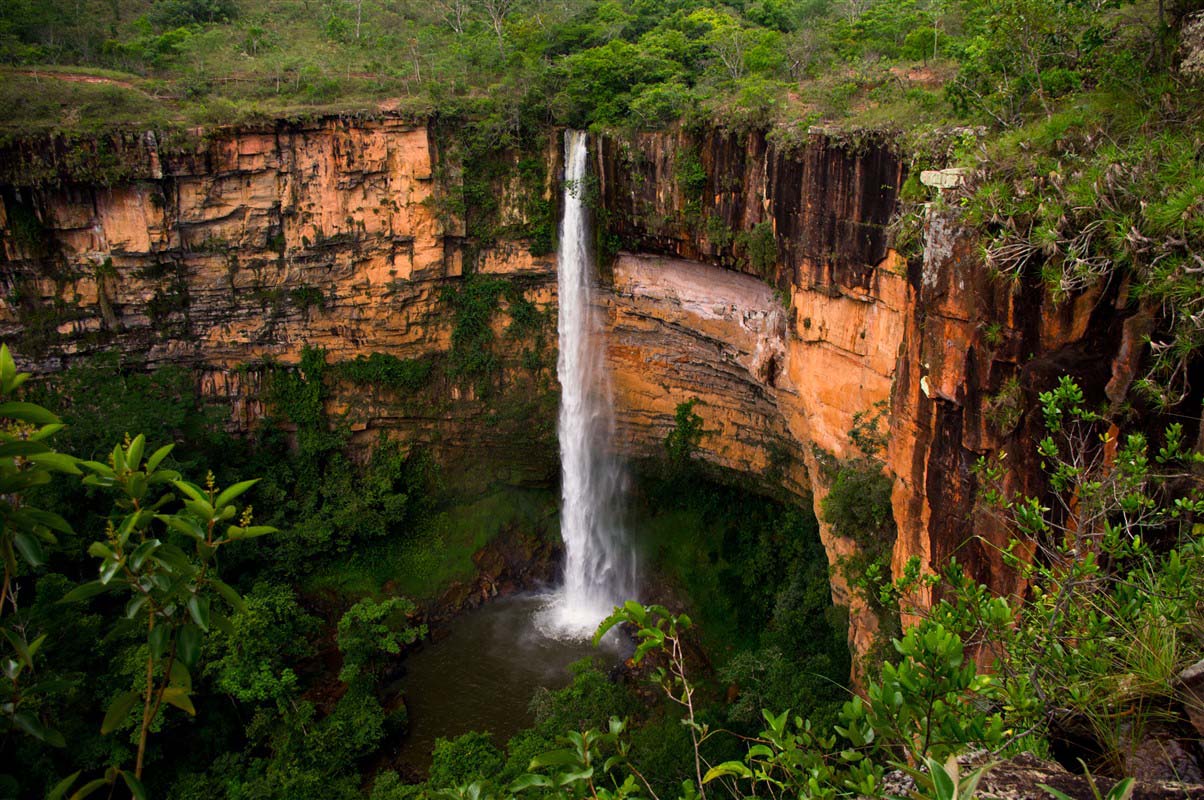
<box><xmin>0</xmin><ymin>119</ymin><xmax>1156</xmax><ymax>664</ymax></box>
<box><xmin>590</xmin><ymin>127</ymin><xmax>1161</xmax><ymax>658</ymax></box>
<box><xmin>595</xmin><ymin>128</ymin><xmax>908</xmax><ymax>654</ymax></box>
<box><xmin>0</xmin><ymin>119</ymin><xmax>559</xmax><ymax>484</ymax></box>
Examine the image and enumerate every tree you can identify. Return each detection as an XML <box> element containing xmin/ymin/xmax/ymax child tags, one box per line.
<box><xmin>482</xmin><ymin>0</ymin><xmax>514</xmax><ymax>57</ymax></box>
<box><xmin>336</xmin><ymin>596</ymin><xmax>424</xmax><ymax>684</ymax></box>
<box><xmin>57</xmin><ymin>438</ymin><xmax>275</xmax><ymax>789</ymax></box>
<box><xmin>0</xmin><ymin>344</ymin><xmax>77</xmax><ymax>752</ymax></box>
<box><xmin>434</xmin><ymin>0</ymin><xmax>470</xmax><ymax>35</ymax></box>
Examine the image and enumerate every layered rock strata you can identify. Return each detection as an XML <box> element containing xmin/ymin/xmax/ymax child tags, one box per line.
<box><xmin>0</xmin><ymin>119</ymin><xmax>1178</xmax><ymax>664</ymax></box>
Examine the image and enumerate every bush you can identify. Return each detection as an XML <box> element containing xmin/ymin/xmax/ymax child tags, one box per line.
<box><xmin>332</xmin><ymin>353</ymin><xmax>433</xmax><ymax>394</ymax></box>
<box><xmin>429</xmin><ymin>732</ymin><xmax>505</xmax><ymax>790</ymax></box>
<box><xmin>336</xmin><ymin>596</ymin><xmax>424</xmax><ymax>683</ymax></box>
<box><xmin>207</xmin><ymin>582</ymin><xmax>320</xmax><ymax>705</ymax></box>
<box><xmin>149</xmin><ymin>0</ymin><xmax>238</xmax><ymax>28</ymax></box>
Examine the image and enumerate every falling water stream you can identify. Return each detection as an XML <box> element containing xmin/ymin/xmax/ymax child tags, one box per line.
<box><xmin>395</xmin><ymin>132</ymin><xmax>635</xmax><ymax>769</ymax></box>
<box><xmin>539</xmin><ymin>129</ymin><xmax>635</xmax><ymax>638</ymax></box>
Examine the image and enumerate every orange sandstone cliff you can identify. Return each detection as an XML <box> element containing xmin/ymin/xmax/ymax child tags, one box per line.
<box><xmin>0</xmin><ymin>119</ymin><xmax>1159</xmax><ymax>663</ymax></box>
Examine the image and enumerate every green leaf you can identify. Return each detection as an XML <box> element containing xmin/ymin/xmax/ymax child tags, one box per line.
<box><xmin>100</xmin><ymin>691</ymin><xmax>140</xmax><ymax>735</ymax></box>
<box><xmin>80</xmin><ymin>460</ymin><xmax>115</xmax><ymax>478</ymax></box>
<box><xmin>149</xmin><ymin>624</ymin><xmax>171</xmax><ymax>661</ymax></box>
<box><xmin>0</xmin><ymin>469</ymin><xmax>50</xmax><ymax>492</ymax></box>
<box><xmin>22</xmin><ymin>507</ymin><xmax>73</xmax><ymax>534</ymax></box>
<box><xmin>593</xmin><ymin>608</ymin><xmax>627</xmax><ymax>646</ymax></box>
<box><xmin>27</xmin><ymin>452</ymin><xmax>81</xmax><ymax>475</ymax></box>
<box><xmin>209</xmin><ymin>578</ymin><xmax>246</xmax><ymax>613</ymax></box>
<box><xmin>554</xmin><ymin>767</ymin><xmax>594</xmax><ymax>787</ymax></box>
<box><xmin>13</xmin><ymin>710</ymin><xmax>64</xmax><ymax>746</ymax></box>
<box><xmin>43</xmin><ymin>724</ymin><xmax>66</xmax><ymax>748</ymax></box>
<box><xmin>120</xmin><ymin>771</ymin><xmax>148</xmax><ymax>800</ymax></box>
<box><xmin>225</xmin><ymin>525</ymin><xmax>276</xmax><ymax>540</ymax></box>
<box><xmin>127</xmin><ymin>472</ymin><xmax>147</xmax><ymax>502</ymax></box>
<box><xmin>0</xmin><ymin>344</ymin><xmax>15</xmax><ymax>389</ymax></box>
<box><xmin>0</xmin><ymin>440</ymin><xmax>50</xmax><ymax>458</ymax></box>
<box><xmin>170</xmin><ymin>659</ymin><xmax>192</xmax><ymax>691</ymax></box>
<box><xmin>1108</xmin><ymin>778</ymin><xmax>1136</xmax><ymax>800</ymax></box>
<box><xmin>703</xmin><ymin>762</ymin><xmax>753</xmax><ymax>783</ymax></box>
<box><xmin>528</xmin><ymin>748</ymin><xmax>582</xmax><ymax>770</ymax></box>
<box><xmin>87</xmin><ymin>541</ymin><xmax>113</xmax><ymax>560</ymax></box>
<box><xmin>171</xmin><ymin>480</ymin><xmax>209</xmax><ymax>504</ymax></box>
<box><xmin>150</xmin><ymin>542</ymin><xmax>194</xmax><ymax>573</ymax></box>
<box><xmin>928</xmin><ymin>756</ymin><xmax>955</xmax><ymax>800</ymax></box>
<box><xmin>177</xmin><ymin>624</ymin><xmax>202</xmax><ymax>669</ymax></box>
<box><xmin>98</xmin><ymin>555</ymin><xmax>123</xmax><ymax>584</ymax></box>
<box><xmin>59</xmin><ymin>580</ymin><xmax>110</xmax><ymax>604</ymax></box>
<box><xmin>26</xmin><ymin>422</ymin><xmax>63</xmax><ymax>440</ymax></box>
<box><xmin>124</xmin><ymin>594</ymin><xmax>148</xmax><ymax>620</ymax></box>
<box><xmin>161</xmin><ymin>686</ymin><xmax>196</xmax><ymax>716</ymax></box>
<box><xmin>147</xmin><ymin>468</ymin><xmax>181</xmax><ymax>485</ymax></box>
<box><xmin>26</xmin><ymin>632</ymin><xmax>47</xmax><ymax>661</ymax></box>
<box><xmin>214</xmin><ymin>479</ymin><xmax>259</xmax><ymax>510</ymax></box>
<box><xmin>126</xmin><ymin>435</ymin><xmax>145</xmax><ymax>471</ymax></box>
<box><xmin>47</xmin><ymin>771</ymin><xmax>81</xmax><ymax>800</ymax></box>
<box><xmin>509</xmin><ymin>774</ymin><xmax>553</xmax><ymax>792</ymax></box>
<box><xmin>183</xmin><ymin>499</ymin><xmax>216</xmax><ymax>521</ymax></box>
<box><xmin>68</xmin><ymin>780</ymin><xmax>109</xmax><ymax>800</ymax></box>
<box><xmin>156</xmin><ymin>513</ymin><xmax>203</xmax><ymax>540</ymax></box>
<box><xmin>145</xmin><ymin>443</ymin><xmax>174</xmax><ymax>473</ymax></box>
<box><xmin>13</xmin><ymin>530</ymin><xmax>45</xmax><ymax>567</ymax></box>
<box><xmin>187</xmin><ymin>594</ymin><xmax>211</xmax><ymax>631</ymax></box>
<box><xmin>68</xmin><ymin>778</ymin><xmax>110</xmax><ymax>800</ymax></box>
<box><xmin>0</xmin><ymin>401</ymin><xmax>60</xmax><ymax>425</ymax></box>
<box><xmin>129</xmin><ymin>539</ymin><xmax>161</xmax><ymax>570</ymax></box>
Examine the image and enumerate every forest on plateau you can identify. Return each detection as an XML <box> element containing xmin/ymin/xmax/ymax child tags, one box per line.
<box><xmin>1</xmin><ymin>0</ymin><xmax>1204</xmax><ymax>798</ymax></box>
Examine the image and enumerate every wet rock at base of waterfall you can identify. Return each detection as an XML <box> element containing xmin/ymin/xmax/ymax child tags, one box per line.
<box><xmin>425</xmin><ymin>525</ymin><xmax>560</xmax><ymax>627</ymax></box>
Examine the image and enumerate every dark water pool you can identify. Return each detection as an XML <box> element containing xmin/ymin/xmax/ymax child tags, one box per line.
<box><xmin>392</xmin><ymin>594</ymin><xmax>629</xmax><ymax>773</ymax></box>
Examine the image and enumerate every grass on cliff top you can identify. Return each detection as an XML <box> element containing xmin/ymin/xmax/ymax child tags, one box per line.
<box><xmin>302</xmin><ymin>486</ymin><xmax>558</xmax><ymax>601</ymax></box>
<box><xmin>0</xmin><ymin>0</ymin><xmax>984</xmax><ymax>142</ymax></box>
<box><xmin>0</xmin><ymin>68</ymin><xmax>437</xmax><ymax>140</ymax></box>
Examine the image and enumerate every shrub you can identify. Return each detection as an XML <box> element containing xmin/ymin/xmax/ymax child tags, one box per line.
<box><xmin>429</xmin><ymin>731</ymin><xmax>504</xmax><ymax>790</ymax></box>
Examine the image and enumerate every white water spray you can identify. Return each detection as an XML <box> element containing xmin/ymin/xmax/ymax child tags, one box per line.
<box><xmin>540</xmin><ymin>130</ymin><xmax>635</xmax><ymax>639</ymax></box>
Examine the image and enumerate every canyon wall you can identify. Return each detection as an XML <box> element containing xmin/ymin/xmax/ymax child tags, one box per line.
<box><xmin>0</xmin><ymin>120</ymin><xmax>561</xmax><ymax>486</ymax></box>
<box><xmin>0</xmin><ymin>119</ymin><xmax>1161</xmax><ymax>663</ymax></box>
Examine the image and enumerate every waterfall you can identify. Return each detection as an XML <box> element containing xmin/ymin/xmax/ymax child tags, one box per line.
<box><xmin>540</xmin><ymin>130</ymin><xmax>635</xmax><ymax>639</ymax></box>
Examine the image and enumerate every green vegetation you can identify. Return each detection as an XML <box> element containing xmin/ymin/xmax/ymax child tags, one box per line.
<box><xmin>637</xmin><ymin>403</ymin><xmax>851</xmax><ymax>734</ymax></box>
<box><xmin>337</xmin><ymin>596</ymin><xmax>425</xmax><ymax>683</ymax></box>
<box><xmin>663</xmin><ymin>398</ymin><xmax>705</xmax><ymax>468</ymax></box>
<box><xmin>819</xmin><ymin>402</ymin><xmax>898</xmax><ymax>636</ymax></box>
<box><xmin>441</xmin><ymin>276</ymin><xmax>549</xmax><ymax>391</ymax></box>
<box><xmin>962</xmin><ymin>107</ymin><xmax>1204</xmax><ymax>410</ymax></box>
<box><xmin>1</xmin><ymin>342</ymin><xmax>852</xmax><ymax>799</ymax></box>
<box><xmin>302</xmin><ymin>487</ymin><xmax>558</xmax><ymax>599</ymax></box>
<box><xmin>0</xmin><ymin>344</ymin><xmax>560</xmax><ymax>797</ymax></box>
<box><xmin>331</xmin><ymin>352</ymin><xmax>434</xmax><ymax>394</ymax></box>
<box><xmin>409</xmin><ymin>376</ymin><xmax>1201</xmax><ymax>800</ymax></box>
<box><xmin>2</xmin><ymin>0</ymin><xmax>1182</xmax><ymax>143</ymax></box>
<box><xmin>3</xmin><ymin>1</ymin><xmax>1204</xmax><ymax>797</ymax></box>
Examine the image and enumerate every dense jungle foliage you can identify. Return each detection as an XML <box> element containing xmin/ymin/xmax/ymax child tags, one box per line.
<box><xmin>0</xmin><ymin>346</ymin><xmax>852</xmax><ymax>798</ymax></box>
<box><xmin>0</xmin><ymin>0</ymin><xmax>1193</xmax><ymax>138</ymax></box>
